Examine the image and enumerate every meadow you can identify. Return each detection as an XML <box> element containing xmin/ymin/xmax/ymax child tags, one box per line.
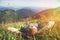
<box><xmin>0</xmin><ymin>20</ymin><xmax>60</xmax><ymax>40</ymax></box>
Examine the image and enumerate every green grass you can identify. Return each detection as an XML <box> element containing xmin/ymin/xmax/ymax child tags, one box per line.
<box><xmin>0</xmin><ymin>21</ymin><xmax>60</xmax><ymax>40</ymax></box>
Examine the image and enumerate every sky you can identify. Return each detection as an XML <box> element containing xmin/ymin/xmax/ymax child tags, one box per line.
<box><xmin>0</xmin><ymin>0</ymin><xmax>60</xmax><ymax>8</ymax></box>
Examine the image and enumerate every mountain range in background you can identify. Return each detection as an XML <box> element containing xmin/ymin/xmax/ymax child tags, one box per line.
<box><xmin>0</xmin><ymin>6</ymin><xmax>60</xmax><ymax>23</ymax></box>
<box><xmin>0</xmin><ymin>6</ymin><xmax>46</xmax><ymax>18</ymax></box>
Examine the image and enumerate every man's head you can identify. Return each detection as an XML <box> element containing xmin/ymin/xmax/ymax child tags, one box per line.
<box><xmin>25</xmin><ymin>23</ymin><xmax>38</xmax><ymax>36</ymax></box>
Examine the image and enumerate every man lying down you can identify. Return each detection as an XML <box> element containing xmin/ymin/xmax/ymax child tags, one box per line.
<box><xmin>7</xmin><ymin>21</ymin><xmax>55</xmax><ymax>38</ymax></box>
<box><xmin>7</xmin><ymin>23</ymin><xmax>39</xmax><ymax>38</ymax></box>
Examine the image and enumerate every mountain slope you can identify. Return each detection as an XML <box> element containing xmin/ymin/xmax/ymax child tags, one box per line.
<box><xmin>16</xmin><ymin>8</ymin><xmax>36</xmax><ymax>18</ymax></box>
<box><xmin>33</xmin><ymin>8</ymin><xmax>60</xmax><ymax>22</ymax></box>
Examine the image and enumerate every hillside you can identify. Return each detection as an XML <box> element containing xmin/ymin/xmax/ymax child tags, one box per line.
<box><xmin>33</xmin><ymin>8</ymin><xmax>60</xmax><ymax>22</ymax></box>
<box><xmin>16</xmin><ymin>8</ymin><xmax>36</xmax><ymax>18</ymax></box>
<box><xmin>0</xmin><ymin>7</ymin><xmax>40</xmax><ymax>23</ymax></box>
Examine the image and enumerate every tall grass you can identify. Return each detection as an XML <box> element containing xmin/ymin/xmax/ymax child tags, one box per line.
<box><xmin>0</xmin><ymin>21</ymin><xmax>60</xmax><ymax>40</ymax></box>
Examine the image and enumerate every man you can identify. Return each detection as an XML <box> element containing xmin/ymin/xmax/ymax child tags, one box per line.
<box><xmin>20</xmin><ymin>23</ymin><xmax>38</xmax><ymax>38</ymax></box>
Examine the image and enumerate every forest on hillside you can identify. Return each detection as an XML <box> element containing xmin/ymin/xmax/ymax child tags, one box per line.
<box><xmin>0</xmin><ymin>8</ymin><xmax>36</xmax><ymax>23</ymax></box>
